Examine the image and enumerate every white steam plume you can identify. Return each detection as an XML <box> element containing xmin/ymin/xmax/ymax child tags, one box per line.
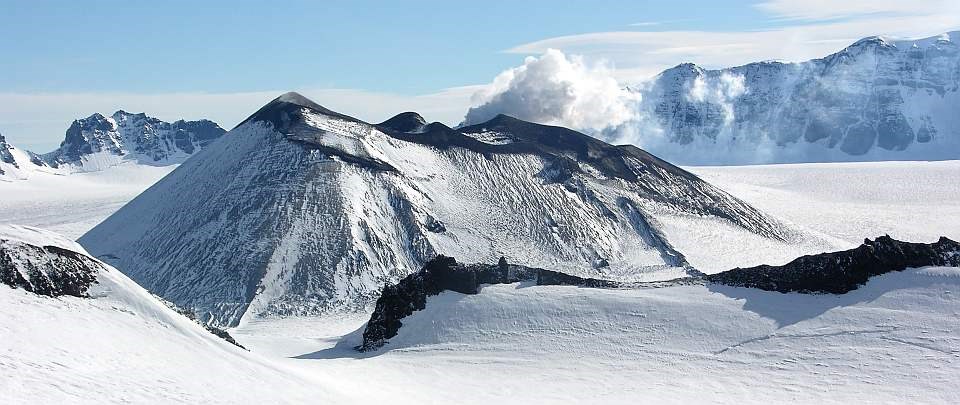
<box><xmin>463</xmin><ymin>49</ymin><xmax>639</xmax><ymax>131</ymax></box>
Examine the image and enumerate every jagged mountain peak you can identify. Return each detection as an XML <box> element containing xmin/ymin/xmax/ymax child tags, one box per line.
<box><xmin>42</xmin><ymin>110</ymin><xmax>226</xmax><ymax>169</ymax></box>
<box><xmin>378</xmin><ymin>112</ymin><xmax>427</xmax><ymax>133</ymax></box>
<box><xmin>660</xmin><ymin>62</ymin><xmax>705</xmax><ymax>78</ymax></box>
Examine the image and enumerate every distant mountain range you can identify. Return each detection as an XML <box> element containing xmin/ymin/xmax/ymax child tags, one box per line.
<box><xmin>79</xmin><ymin>92</ymin><xmax>794</xmax><ymax>327</ymax></box>
<box><xmin>627</xmin><ymin>31</ymin><xmax>960</xmax><ymax>164</ymax></box>
<box><xmin>0</xmin><ymin>111</ymin><xmax>225</xmax><ymax>180</ymax></box>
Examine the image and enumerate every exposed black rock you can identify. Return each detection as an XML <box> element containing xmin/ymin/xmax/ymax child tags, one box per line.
<box><xmin>707</xmin><ymin>235</ymin><xmax>960</xmax><ymax>294</ymax></box>
<box><xmin>361</xmin><ymin>236</ymin><xmax>960</xmax><ymax>351</ymax></box>
<box><xmin>0</xmin><ymin>132</ymin><xmax>16</xmax><ymax>168</ymax></box>
<box><xmin>0</xmin><ymin>239</ymin><xmax>101</xmax><ymax>297</ymax></box>
<box><xmin>238</xmin><ymin>91</ymin><xmax>364</xmax><ymax>132</ymax></box>
<box><xmin>359</xmin><ymin>255</ymin><xmax>624</xmax><ymax>351</ymax></box>
<box><xmin>238</xmin><ymin>92</ymin><xmax>398</xmax><ymax>172</ymax></box>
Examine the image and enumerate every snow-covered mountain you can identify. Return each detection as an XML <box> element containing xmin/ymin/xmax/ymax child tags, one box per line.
<box><xmin>0</xmin><ymin>111</ymin><xmax>225</xmax><ymax>180</ymax></box>
<box><xmin>44</xmin><ymin>110</ymin><xmax>226</xmax><ymax>171</ymax></box>
<box><xmin>79</xmin><ymin>92</ymin><xmax>802</xmax><ymax>327</ymax></box>
<box><xmin>629</xmin><ymin>31</ymin><xmax>960</xmax><ymax>164</ymax></box>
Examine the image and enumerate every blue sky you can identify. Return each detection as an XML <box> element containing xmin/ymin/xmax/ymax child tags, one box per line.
<box><xmin>1</xmin><ymin>0</ymin><xmax>957</xmax><ymax>150</ymax></box>
<box><xmin>1</xmin><ymin>0</ymin><xmax>774</xmax><ymax>94</ymax></box>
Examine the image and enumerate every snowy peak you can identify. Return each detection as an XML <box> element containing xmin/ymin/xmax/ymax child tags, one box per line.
<box><xmin>378</xmin><ymin>112</ymin><xmax>428</xmax><ymax>133</ymax></box>
<box><xmin>42</xmin><ymin>110</ymin><xmax>226</xmax><ymax>171</ymax></box>
<box><xmin>239</xmin><ymin>91</ymin><xmax>358</xmax><ymax>132</ymax></box>
<box><xmin>633</xmin><ymin>30</ymin><xmax>960</xmax><ymax>164</ymax></box>
<box><xmin>0</xmin><ymin>132</ymin><xmax>49</xmax><ymax>179</ymax></box>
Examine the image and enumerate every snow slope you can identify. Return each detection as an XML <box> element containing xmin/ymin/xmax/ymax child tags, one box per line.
<box><xmin>232</xmin><ymin>266</ymin><xmax>960</xmax><ymax>404</ymax></box>
<box><xmin>0</xmin><ymin>163</ymin><xmax>173</xmax><ymax>239</ymax></box>
<box><xmin>0</xmin><ymin>225</ymin><xmax>350</xmax><ymax>404</ymax></box>
<box><xmin>226</xmin><ymin>159</ymin><xmax>960</xmax><ymax>404</ymax></box>
<box><xmin>80</xmin><ymin>92</ymin><xmax>800</xmax><ymax>327</ymax></box>
<box><xmin>3</xmin><ymin>158</ymin><xmax>959</xmax><ymax>403</ymax></box>
<box><xmin>687</xmin><ymin>160</ymin><xmax>960</xmax><ymax>246</ymax></box>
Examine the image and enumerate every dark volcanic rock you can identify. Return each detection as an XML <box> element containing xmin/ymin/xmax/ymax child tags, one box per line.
<box><xmin>0</xmin><ymin>239</ymin><xmax>101</xmax><ymax>297</ymax></box>
<box><xmin>707</xmin><ymin>235</ymin><xmax>960</xmax><ymax>294</ymax></box>
<box><xmin>378</xmin><ymin>112</ymin><xmax>427</xmax><ymax>133</ymax></box>
<box><xmin>359</xmin><ymin>255</ymin><xmax>619</xmax><ymax>351</ymax></box>
<box><xmin>0</xmin><ymin>132</ymin><xmax>16</xmax><ymax>167</ymax></box>
<box><xmin>361</xmin><ymin>236</ymin><xmax>960</xmax><ymax>351</ymax></box>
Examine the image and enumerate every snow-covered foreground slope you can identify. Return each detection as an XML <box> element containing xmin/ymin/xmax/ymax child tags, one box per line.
<box><xmin>0</xmin><ymin>163</ymin><xmax>173</xmax><ymax>239</ymax></box>
<box><xmin>4</xmin><ymin>158</ymin><xmax>960</xmax><ymax>403</ymax></box>
<box><xmin>226</xmin><ymin>159</ymin><xmax>960</xmax><ymax>403</ymax></box>
<box><xmin>0</xmin><ymin>225</ymin><xmax>350</xmax><ymax>404</ymax></box>
<box><xmin>233</xmin><ymin>266</ymin><xmax>960</xmax><ymax>404</ymax></box>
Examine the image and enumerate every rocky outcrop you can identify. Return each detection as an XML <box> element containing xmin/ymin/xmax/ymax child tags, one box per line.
<box><xmin>0</xmin><ymin>238</ymin><xmax>101</xmax><ymax>297</ymax></box>
<box><xmin>361</xmin><ymin>236</ymin><xmax>960</xmax><ymax>350</ymax></box>
<box><xmin>706</xmin><ymin>236</ymin><xmax>960</xmax><ymax>294</ymax></box>
<box><xmin>359</xmin><ymin>255</ymin><xmax>628</xmax><ymax>351</ymax></box>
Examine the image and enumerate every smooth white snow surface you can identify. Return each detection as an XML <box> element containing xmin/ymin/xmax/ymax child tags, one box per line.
<box><xmin>231</xmin><ymin>267</ymin><xmax>960</xmax><ymax>404</ymax></box>
<box><xmin>686</xmin><ymin>160</ymin><xmax>960</xmax><ymax>246</ymax></box>
<box><xmin>3</xmin><ymin>160</ymin><xmax>960</xmax><ymax>403</ymax></box>
<box><xmin>0</xmin><ymin>225</ymin><xmax>351</xmax><ymax>404</ymax></box>
<box><xmin>0</xmin><ymin>162</ymin><xmax>173</xmax><ymax>239</ymax></box>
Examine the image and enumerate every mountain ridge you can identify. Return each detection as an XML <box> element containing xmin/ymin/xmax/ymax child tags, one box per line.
<box><xmin>0</xmin><ymin>111</ymin><xmax>226</xmax><ymax>180</ymax></box>
<box><xmin>627</xmin><ymin>31</ymin><xmax>960</xmax><ymax>164</ymax></box>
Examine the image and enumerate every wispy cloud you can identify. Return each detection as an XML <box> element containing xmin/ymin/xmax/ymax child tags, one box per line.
<box><xmin>628</xmin><ymin>18</ymin><xmax>694</xmax><ymax>27</ymax></box>
<box><xmin>508</xmin><ymin>2</ymin><xmax>960</xmax><ymax>83</ymax></box>
<box><xmin>754</xmin><ymin>0</ymin><xmax>951</xmax><ymax>21</ymax></box>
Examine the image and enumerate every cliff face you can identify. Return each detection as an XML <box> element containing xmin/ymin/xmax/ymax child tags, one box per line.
<box><xmin>631</xmin><ymin>32</ymin><xmax>960</xmax><ymax>163</ymax></box>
